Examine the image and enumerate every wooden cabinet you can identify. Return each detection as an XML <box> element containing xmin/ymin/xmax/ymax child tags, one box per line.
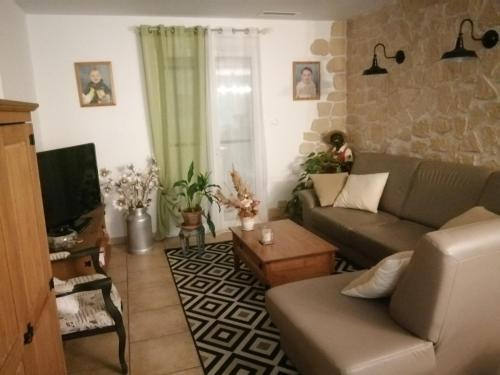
<box><xmin>0</xmin><ymin>100</ymin><xmax>66</xmax><ymax>375</ymax></box>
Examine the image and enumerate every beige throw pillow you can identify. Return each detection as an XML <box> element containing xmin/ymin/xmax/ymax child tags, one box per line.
<box><xmin>310</xmin><ymin>173</ymin><xmax>348</xmax><ymax>207</ymax></box>
<box><xmin>441</xmin><ymin>206</ymin><xmax>498</xmax><ymax>229</ymax></box>
<box><xmin>342</xmin><ymin>251</ymin><xmax>413</xmax><ymax>299</ymax></box>
<box><xmin>334</xmin><ymin>172</ymin><xmax>389</xmax><ymax>213</ymax></box>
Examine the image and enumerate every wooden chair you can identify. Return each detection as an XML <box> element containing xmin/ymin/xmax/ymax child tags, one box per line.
<box><xmin>50</xmin><ymin>247</ymin><xmax>128</xmax><ymax>374</ymax></box>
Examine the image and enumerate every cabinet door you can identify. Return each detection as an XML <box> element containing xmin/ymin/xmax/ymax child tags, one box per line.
<box><xmin>23</xmin><ymin>297</ymin><xmax>66</xmax><ymax>375</ymax></box>
<box><xmin>0</xmin><ymin>222</ymin><xmax>24</xmax><ymax>375</ymax></box>
<box><xmin>0</xmin><ymin>124</ymin><xmax>52</xmax><ymax>324</ymax></box>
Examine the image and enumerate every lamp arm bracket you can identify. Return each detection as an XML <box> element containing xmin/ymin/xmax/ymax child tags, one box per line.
<box><xmin>460</xmin><ymin>18</ymin><xmax>483</xmax><ymax>41</ymax></box>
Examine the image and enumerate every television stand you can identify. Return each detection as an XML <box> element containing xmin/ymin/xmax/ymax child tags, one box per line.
<box><xmin>72</xmin><ymin>216</ymin><xmax>92</xmax><ymax>233</ymax></box>
<box><xmin>51</xmin><ymin>205</ymin><xmax>111</xmax><ymax>279</ymax></box>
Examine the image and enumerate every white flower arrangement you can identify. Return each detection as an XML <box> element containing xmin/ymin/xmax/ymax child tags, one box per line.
<box><xmin>100</xmin><ymin>158</ymin><xmax>162</xmax><ymax>212</ymax></box>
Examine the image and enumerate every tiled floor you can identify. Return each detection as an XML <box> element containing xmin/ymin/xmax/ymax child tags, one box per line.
<box><xmin>63</xmin><ymin>231</ymin><xmax>233</xmax><ymax>375</ymax></box>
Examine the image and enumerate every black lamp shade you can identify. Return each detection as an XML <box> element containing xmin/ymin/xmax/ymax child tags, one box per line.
<box><xmin>441</xmin><ymin>34</ymin><xmax>478</xmax><ymax>60</ymax></box>
<box><xmin>363</xmin><ymin>55</ymin><xmax>388</xmax><ymax>75</ymax></box>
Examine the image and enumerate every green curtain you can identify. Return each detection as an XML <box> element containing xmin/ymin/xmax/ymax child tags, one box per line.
<box><xmin>139</xmin><ymin>25</ymin><xmax>208</xmax><ymax>239</ymax></box>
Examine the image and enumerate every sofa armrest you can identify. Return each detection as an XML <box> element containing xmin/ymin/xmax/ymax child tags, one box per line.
<box><xmin>297</xmin><ymin>189</ymin><xmax>319</xmax><ymax>210</ymax></box>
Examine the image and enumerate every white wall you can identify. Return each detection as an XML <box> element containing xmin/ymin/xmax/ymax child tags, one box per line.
<box><xmin>27</xmin><ymin>14</ymin><xmax>332</xmax><ymax>238</ymax></box>
<box><xmin>0</xmin><ymin>0</ymin><xmax>36</xmax><ymax>101</ymax></box>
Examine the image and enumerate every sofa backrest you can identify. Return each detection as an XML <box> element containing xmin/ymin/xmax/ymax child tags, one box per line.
<box><xmin>479</xmin><ymin>171</ymin><xmax>500</xmax><ymax>214</ymax></box>
<box><xmin>390</xmin><ymin>219</ymin><xmax>500</xmax><ymax>373</ymax></box>
<box><xmin>400</xmin><ymin>160</ymin><xmax>491</xmax><ymax>228</ymax></box>
<box><xmin>351</xmin><ymin>152</ymin><xmax>421</xmax><ymax>216</ymax></box>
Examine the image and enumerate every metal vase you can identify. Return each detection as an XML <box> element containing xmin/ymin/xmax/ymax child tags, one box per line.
<box><xmin>126</xmin><ymin>207</ymin><xmax>153</xmax><ymax>254</ymax></box>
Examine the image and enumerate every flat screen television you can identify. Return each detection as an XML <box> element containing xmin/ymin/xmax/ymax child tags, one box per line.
<box><xmin>37</xmin><ymin>143</ymin><xmax>101</xmax><ymax>234</ymax></box>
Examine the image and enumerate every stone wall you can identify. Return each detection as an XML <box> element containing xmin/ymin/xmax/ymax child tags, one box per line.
<box><xmin>346</xmin><ymin>0</ymin><xmax>500</xmax><ymax>168</ymax></box>
<box><xmin>299</xmin><ymin>21</ymin><xmax>348</xmax><ymax>155</ymax></box>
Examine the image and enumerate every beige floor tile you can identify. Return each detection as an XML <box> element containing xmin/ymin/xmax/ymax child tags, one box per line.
<box><xmin>128</xmin><ymin>284</ymin><xmax>180</xmax><ymax>313</ymax></box>
<box><xmin>127</xmin><ymin>252</ymin><xmax>170</xmax><ymax>274</ymax></box>
<box><xmin>63</xmin><ymin>332</ymin><xmax>129</xmax><ymax>373</ymax></box>
<box><xmin>107</xmin><ymin>264</ymin><xmax>127</xmax><ymax>283</ymax></box>
<box><xmin>169</xmin><ymin>367</ymin><xmax>205</xmax><ymax>375</ymax></box>
<box><xmin>130</xmin><ymin>305</ymin><xmax>188</xmax><ymax>342</ymax></box>
<box><xmin>108</xmin><ymin>247</ymin><xmax>127</xmax><ymax>268</ymax></box>
<box><xmin>69</xmin><ymin>366</ymin><xmax>125</xmax><ymax>375</ymax></box>
<box><xmin>128</xmin><ymin>267</ymin><xmax>173</xmax><ymax>292</ymax></box>
<box><xmin>130</xmin><ymin>332</ymin><xmax>200</xmax><ymax>375</ymax></box>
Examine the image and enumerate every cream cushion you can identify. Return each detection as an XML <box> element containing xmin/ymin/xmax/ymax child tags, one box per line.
<box><xmin>310</xmin><ymin>173</ymin><xmax>348</xmax><ymax>207</ymax></box>
<box><xmin>334</xmin><ymin>173</ymin><xmax>389</xmax><ymax>213</ymax></box>
<box><xmin>440</xmin><ymin>206</ymin><xmax>498</xmax><ymax>229</ymax></box>
<box><xmin>342</xmin><ymin>251</ymin><xmax>413</xmax><ymax>298</ymax></box>
<box><xmin>57</xmin><ymin>274</ymin><xmax>122</xmax><ymax>335</ymax></box>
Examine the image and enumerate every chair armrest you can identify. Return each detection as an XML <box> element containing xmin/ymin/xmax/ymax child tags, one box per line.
<box><xmin>297</xmin><ymin>189</ymin><xmax>319</xmax><ymax>209</ymax></box>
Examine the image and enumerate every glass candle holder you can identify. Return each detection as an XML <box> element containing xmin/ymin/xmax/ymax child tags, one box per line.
<box><xmin>261</xmin><ymin>226</ymin><xmax>273</xmax><ymax>244</ymax></box>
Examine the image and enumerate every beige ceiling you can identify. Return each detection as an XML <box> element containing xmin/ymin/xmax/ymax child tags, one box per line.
<box><xmin>16</xmin><ymin>0</ymin><xmax>393</xmax><ymax>20</ymax></box>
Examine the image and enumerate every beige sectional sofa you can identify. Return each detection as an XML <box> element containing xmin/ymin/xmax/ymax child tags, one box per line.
<box><xmin>267</xmin><ymin>153</ymin><xmax>500</xmax><ymax>374</ymax></box>
<box><xmin>299</xmin><ymin>152</ymin><xmax>500</xmax><ymax>267</ymax></box>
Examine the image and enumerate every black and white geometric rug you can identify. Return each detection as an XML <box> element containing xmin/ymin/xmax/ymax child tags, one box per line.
<box><xmin>165</xmin><ymin>241</ymin><xmax>359</xmax><ymax>375</ymax></box>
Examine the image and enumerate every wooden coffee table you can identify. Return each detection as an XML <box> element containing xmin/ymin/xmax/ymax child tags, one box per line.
<box><xmin>230</xmin><ymin>219</ymin><xmax>336</xmax><ymax>287</ymax></box>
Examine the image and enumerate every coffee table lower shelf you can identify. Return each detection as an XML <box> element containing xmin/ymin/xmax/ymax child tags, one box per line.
<box><xmin>232</xmin><ymin>235</ymin><xmax>334</xmax><ymax>287</ymax></box>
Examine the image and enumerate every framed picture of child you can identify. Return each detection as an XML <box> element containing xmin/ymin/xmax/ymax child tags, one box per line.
<box><xmin>74</xmin><ymin>61</ymin><xmax>116</xmax><ymax>107</ymax></box>
<box><xmin>293</xmin><ymin>61</ymin><xmax>320</xmax><ymax>101</ymax></box>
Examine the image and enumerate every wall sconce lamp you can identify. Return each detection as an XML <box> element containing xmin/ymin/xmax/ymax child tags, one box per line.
<box><xmin>441</xmin><ymin>18</ymin><xmax>499</xmax><ymax>60</ymax></box>
<box><xmin>363</xmin><ymin>43</ymin><xmax>405</xmax><ymax>75</ymax></box>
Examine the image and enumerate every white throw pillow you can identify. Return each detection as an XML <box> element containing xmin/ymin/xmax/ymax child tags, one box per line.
<box><xmin>441</xmin><ymin>206</ymin><xmax>498</xmax><ymax>229</ymax></box>
<box><xmin>341</xmin><ymin>251</ymin><xmax>413</xmax><ymax>298</ymax></box>
<box><xmin>334</xmin><ymin>172</ymin><xmax>389</xmax><ymax>213</ymax></box>
<box><xmin>310</xmin><ymin>173</ymin><xmax>348</xmax><ymax>207</ymax></box>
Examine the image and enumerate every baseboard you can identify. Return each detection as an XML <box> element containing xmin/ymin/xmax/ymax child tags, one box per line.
<box><xmin>109</xmin><ymin>236</ymin><xmax>127</xmax><ymax>245</ymax></box>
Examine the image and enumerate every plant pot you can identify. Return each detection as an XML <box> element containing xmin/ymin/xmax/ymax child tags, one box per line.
<box><xmin>127</xmin><ymin>207</ymin><xmax>153</xmax><ymax>254</ymax></box>
<box><xmin>241</xmin><ymin>216</ymin><xmax>255</xmax><ymax>231</ymax></box>
<box><xmin>182</xmin><ymin>210</ymin><xmax>202</xmax><ymax>227</ymax></box>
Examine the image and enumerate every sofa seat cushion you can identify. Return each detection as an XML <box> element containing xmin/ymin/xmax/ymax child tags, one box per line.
<box><xmin>308</xmin><ymin>206</ymin><xmax>399</xmax><ymax>246</ymax></box>
<box><xmin>351</xmin><ymin>220</ymin><xmax>433</xmax><ymax>262</ymax></box>
<box><xmin>266</xmin><ymin>273</ymin><xmax>435</xmax><ymax>375</ymax></box>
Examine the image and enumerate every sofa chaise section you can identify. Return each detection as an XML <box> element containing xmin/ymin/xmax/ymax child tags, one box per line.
<box><xmin>266</xmin><ymin>272</ymin><xmax>436</xmax><ymax>375</ymax></box>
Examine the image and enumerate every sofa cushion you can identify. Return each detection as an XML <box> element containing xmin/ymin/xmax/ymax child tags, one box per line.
<box><xmin>308</xmin><ymin>206</ymin><xmax>399</xmax><ymax>247</ymax></box>
<box><xmin>351</xmin><ymin>220</ymin><xmax>433</xmax><ymax>262</ymax></box>
<box><xmin>266</xmin><ymin>273</ymin><xmax>436</xmax><ymax>375</ymax></box>
<box><xmin>351</xmin><ymin>153</ymin><xmax>421</xmax><ymax>216</ymax></box>
<box><xmin>479</xmin><ymin>171</ymin><xmax>500</xmax><ymax>214</ymax></box>
<box><xmin>341</xmin><ymin>251</ymin><xmax>413</xmax><ymax>299</ymax></box>
<box><xmin>334</xmin><ymin>172</ymin><xmax>389</xmax><ymax>213</ymax></box>
<box><xmin>310</xmin><ymin>173</ymin><xmax>348</xmax><ymax>207</ymax></box>
<box><xmin>400</xmin><ymin>161</ymin><xmax>492</xmax><ymax>228</ymax></box>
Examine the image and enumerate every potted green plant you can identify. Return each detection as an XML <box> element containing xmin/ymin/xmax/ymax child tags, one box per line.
<box><xmin>169</xmin><ymin>162</ymin><xmax>221</xmax><ymax>237</ymax></box>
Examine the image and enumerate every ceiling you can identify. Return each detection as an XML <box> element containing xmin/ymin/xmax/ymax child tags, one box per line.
<box><xmin>16</xmin><ymin>0</ymin><xmax>393</xmax><ymax>20</ymax></box>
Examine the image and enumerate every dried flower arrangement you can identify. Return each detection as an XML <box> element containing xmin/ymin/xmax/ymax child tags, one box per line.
<box><xmin>100</xmin><ymin>158</ymin><xmax>162</xmax><ymax>212</ymax></box>
<box><xmin>216</xmin><ymin>168</ymin><xmax>260</xmax><ymax>218</ymax></box>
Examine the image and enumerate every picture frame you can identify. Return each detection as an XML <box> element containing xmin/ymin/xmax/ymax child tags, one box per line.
<box><xmin>74</xmin><ymin>61</ymin><xmax>116</xmax><ymax>107</ymax></box>
<box><xmin>293</xmin><ymin>61</ymin><xmax>320</xmax><ymax>101</ymax></box>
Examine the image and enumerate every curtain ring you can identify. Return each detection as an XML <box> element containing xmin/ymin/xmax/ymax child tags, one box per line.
<box><xmin>170</xmin><ymin>27</ymin><xmax>175</xmax><ymax>34</ymax></box>
<box><xmin>244</xmin><ymin>28</ymin><xmax>250</xmax><ymax>35</ymax></box>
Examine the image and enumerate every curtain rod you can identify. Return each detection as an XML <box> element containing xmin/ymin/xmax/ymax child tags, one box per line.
<box><xmin>142</xmin><ymin>26</ymin><xmax>267</xmax><ymax>34</ymax></box>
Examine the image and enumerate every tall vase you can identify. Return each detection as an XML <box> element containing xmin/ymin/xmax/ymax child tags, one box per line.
<box><xmin>127</xmin><ymin>207</ymin><xmax>153</xmax><ymax>254</ymax></box>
